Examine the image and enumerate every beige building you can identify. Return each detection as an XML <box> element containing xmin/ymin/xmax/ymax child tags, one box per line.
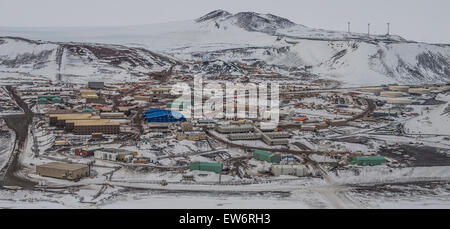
<box><xmin>134</xmin><ymin>95</ymin><xmax>151</xmax><ymax>102</ymax></box>
<box><xmin>408</xmin><ymin>88</ymin><xmax>431</xmax><ymax>94</ymax></box>
<box><xmin>360</xmin><ymin>87</ymin><xmax>383</xmax><ymax>93</ymax></box>
<box><xmin>380</xmin><ymin>91</ymin><xmax>404</xmax><ymax>97</ymax></box>
<box><xmin>36</xmin><ymin>162</ymin><xmax>89</xmax><ymax>180</ymax></box>
<box><xmin>387</xmin><ymin>99</ymin><xmax>412</xmax><ymax>104</ymax></box>
<box><xmin>388</xmin><ymin>85</ymin><xmax>410</xmax><ymax>91</ymax></box>
<box><xmin>176</xmin><ymin>131</ymin><xmax>207</xmax><ymax>141</ymax></box>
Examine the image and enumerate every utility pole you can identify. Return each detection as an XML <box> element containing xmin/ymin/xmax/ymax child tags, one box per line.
<box><xmin>347</xmin><ymin>22</ymin><xmax>350</xmax><ymax>33</ymax></box>
<box><xmin>368</xmin><ymin>23</ymin><xmax>370</xmax><ymax>36</ymax></box>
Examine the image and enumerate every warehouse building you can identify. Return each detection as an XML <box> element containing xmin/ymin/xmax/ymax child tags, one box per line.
<box><xmin>264</xmin><ymin>132</ymin><xmax>291</xmax><ymax>139</ymax></box>
<box><xmin>100</xmin><ymin>112</ymin><xmax>125</xmax><ymax>119</ymax></box>
<box><xmin>151</xmin><ymin>87</ymin><xmax>172</xmax><ymax>95</ymax></box>
<box><xmin>380</xmin><ymin>91</ymin><xmax>404</xmax><ymax>97</ymax></box>
<box><xmin>262</xmin><ymin>135</ymin><xmax>289</xmax><ymax>145</ymax></box>
<box><xmin>216</xmin><ymin>124</ymin><xmax>254</xmax><ymax>133</ymax></box>
<box><xmin>351</xmin><ymin>156</ymin><xmax>386</xmax><ymax>166</ymax></box>
<box><xmin>49</xmin><ymin>113</ymin><xmax>93</xmax><ymax>126</ymax></box>
<box><xmin>272</xmin><ymin>164</ymin><xmax>308</xmax><ymax>177</ymax></box>
<box><xmin>88</xmin><ymin>81</ymin><xmax>105</xmax><ymax>89</ymax></box>
<box><xmin>73</xmin><ymin>120</ymin><xmax>120</xmax><ymax>135</ymax></box>
<box><xmin>227</xmin><ymin>133</ymin><xmax>262</xmax><ymax>140</ymax></box>
<box><xmin>360</xmin><ymin>87</ymin><xmax>383</xmax><ymax>93</ymax></box>
<box><xmin>253</xmin><ymin>150</ymin><xmax>281</xmax><ymax>163</ymax></box>
<box><xmin>387</xmin><ymin>99</ymin><xmax>412</xmax><ymax>105</ymax></box>
<box><xmin>408</xmin><ymin>88</ymin><xmax>431</xmax><ymax>95</ymax></box>
<box><xmin>36</xmin><ymin>162</ymin><xmax>89</xmax><ymax>180</ymax></box>
<box><xmin>388</xmin><ymin>85</ymin><xmax>409</xmax><ymax>92</ymax></box>
<box><xmin>37</xmin><ymin>95</ymin><xmax>62</xmax><ymax>104</ymax></box>
<box><xmin>83</xmin><ymin>94</ymin><xmax>102</xmax><ymax>104</ymax></box>
<box><xmin>143</xmin><ymin>108</ymin><xmax>186</xmax><ymax>123</ymax></box>
<box><xmin>134</xmin><ymin>95</ymin><xmax>151</xmax><ymax>102</ymax></box>
<box><xmin>65</xmin><ymin>118</ymin><xmax>107</xmax><ymax>131</ymax></box>
<box><xmin>190</xmin><ymin>161</ymin><xmax>223</xmax><ymax>174</ymax></box>
<box><xmin>79</xmin><ymin>90</ymin><xmax>97</xmax><ymax>96</ymax></box>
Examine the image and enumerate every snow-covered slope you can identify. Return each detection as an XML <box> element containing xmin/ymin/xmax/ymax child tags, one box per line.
<box><xmin>1</xmin><ymin>10</ymin><xmax>450</xmax><ymax>86</ymax></box>
<box><xmin>0</xmin><ymin>37</ymin><xmax>177</xmax><ymax>83</ymax></box>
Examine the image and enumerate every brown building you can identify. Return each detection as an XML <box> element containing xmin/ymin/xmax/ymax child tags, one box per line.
<box><xmin>49</xmin><ymin>113</ymin><xmax>92</xmax><ymax>126</ymax></box>
<box><xmin>36</xmin><ymin>162</ymin><xmax>89</xmax><ymax>180</ymax></box>
<box><xmin>73</xmin><ymin>120</ymin><xmax>120</xmax><ymax>135</ymax></box>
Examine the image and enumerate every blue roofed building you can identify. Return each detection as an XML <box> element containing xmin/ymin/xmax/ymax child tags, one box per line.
<box><xmin>143</xmin><ymin>108</ymin><xmax>187</xmax><ymax>123</ymax></box>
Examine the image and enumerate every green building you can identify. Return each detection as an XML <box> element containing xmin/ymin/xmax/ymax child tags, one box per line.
<box><xmin>37</xmin><ymin>95</ymin><xmax>61</xmax><ymax>105</ymax></box>
<box><xmin>253</xmin><ymin>150</ymin><xmax>281</xmax><ymax>163</ymax></box>
<box><xmin>351</xmin><ymin>156</ymin><xmax>386</xmax><ymax>166</ymax></box>
<box><xmin>51</xmin><ymin>97</ymin><xmax>62</xmax><ymax>104</ymax></box>
<box><xmin>190</xmin><ymin>161</ymin><xmax>223</xmax><ymax>174</ymax></box>
<box><xmin>37</xmin><ymin>98</ymin><xmax>48</xmax><ymax>104</ymax></box>
<box><xmin>38</xmin><ymin>95</ymin><xmax>58</xmax><ymax>99</ymax></box>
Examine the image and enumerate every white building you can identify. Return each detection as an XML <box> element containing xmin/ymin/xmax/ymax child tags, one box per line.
<box><xmin>271</xmin><ymin>164</ymin><xmax>309</xmax><ymax>176</ymax></box>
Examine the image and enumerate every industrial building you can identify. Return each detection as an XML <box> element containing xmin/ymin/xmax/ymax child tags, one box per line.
<box><xmin>49</xmin><ymin>113</ymin><xmax>93</xmax><ymax>126</ymax></box>
<box><xmin>176</xmin><ymin>131</ymin><xmax>207</xmax><ymax>141</ymax></box>
<box><xmin>380</xmin><ymin>91</ymin><xmax>404</xmax><ymax>97</ymax></box>
<box><xmin>262</xmin><ymin>135</ymin><xmax>289</xmax><ymax>145</ymax></box>
<box><xmin>36</xmin><ymin>162</ymin><xmax>90</xmax><ymax>180</ymax></box>
<box><xmin>388</xmin><ymin>85</ymin><xmax>409</xmax><ymax>92</ymax></box>
<box><xmin>83</xmin><ymin>94</ymin><xmax>102</xmax><ymax>104</ymax></box>
<box><xmin>190</xmin><ymin>161</ymin><xmax>223</xmax><ymax>174</ymax></box>
<box><xmin>94</xmin><ymin>148</ymin><xmax>137</xmax><ymax>162</ymax></box>
<box><xmin>142</xmin><ymin>108</ymin><xmax>186</xmax><ymax>123</ymax></box>
<box><xmin>351</xmin><ymin>156</ymin><xmax>386</xmax><ymax>166</ymax></box>
<box><xmin>151</xmin><ymin>87</ymin><xmax>172</xmax><ymax>95</ymax></box>
<box><xmin>72</xmin><ymin>120</ymin><xmax>120</xmax><ymax>135</ymax></box>
<box><xmin>271</xmin><ymin>164</ymin><xmax>308</xmax><ymax>176</ymax></box>
<box><xmin>408</xmin><ymin>88</ymin><xmax>431</xmax><ymax>95</ymax></box>
<box><xmin>216</xmin><ymin>124</ymin><xmax>254</xmax><ymax>133</ymax></box>
<box><xmin>360</xmin><ymin>87</ymin><xmax>383</xmax><ymax>93</ymax></box>
<box><xmin>134</xmin><ymin>95</ymin><xmax>151</xmax><ymax>102</ymax></box>
<box><xmin>253</xmin><ymin>150</ymin><xmax>281</xmax><ymax>163</ymax></box>
<box><xmin>387</xmin><ymin>99</ymin><xmax>412</xmax><ymax>105</ymax></box>
<box><xmin>79</xmin><ymin>90</ymin><xmax>97</xmax><ymax>96</ymax></box>
<box><xmin>100</xmin><ymin>112</ymin><xmax>125</xmax><ymax>119</ymax></box>
<box><xmin>227</xmin><ymin>133</ymin><xmax>262</xmax><ymax>140</ymax></box>
<box><xmin>37</xmin><ymin>95</ymin><xmax>62</xmax><ymax>104</ymax></box>
<box><xmin>88</xmin><ymin>81</ymin><xmax>105</xmax><ymax>89</ymax></box>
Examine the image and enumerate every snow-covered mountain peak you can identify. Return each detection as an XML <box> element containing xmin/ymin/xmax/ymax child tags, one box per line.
<box><xmin>195</xmin><ymin>10</ymin><xmax>232</xmax><ymax>23</ymax></box>
<box><xmin>196</xmin><ymin>10</ymin><xmax>297</xmax><ymax>34</ymax></box>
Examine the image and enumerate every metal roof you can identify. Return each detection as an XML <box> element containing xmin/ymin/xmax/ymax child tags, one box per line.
<box><xmin>37</xmin><ymin>162</ymin><xmax>87</xmax><ymax>171</ymax></box>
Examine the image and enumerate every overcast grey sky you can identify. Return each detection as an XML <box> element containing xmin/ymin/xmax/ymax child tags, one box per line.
<box><xmin>0</xmin><ymin>0</ymin><xmax>449</xmax><ymax>44</ymax></box>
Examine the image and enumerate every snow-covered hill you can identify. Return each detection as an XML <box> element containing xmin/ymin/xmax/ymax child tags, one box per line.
<box><xmin>0</xmin><ymin>37</ymin><xmax>177</xmax><ymax>83</ymax></box>
<box><xmin>0</xmin><ymin>10</ymin><xmax>449</xmax><ymax>86</ymax></box>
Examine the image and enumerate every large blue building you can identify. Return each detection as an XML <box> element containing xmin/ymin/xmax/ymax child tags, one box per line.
<box><xmin>142</xmin><ymin>108</ymin><xmax>186</xmax><ymax>123</ymax></box>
